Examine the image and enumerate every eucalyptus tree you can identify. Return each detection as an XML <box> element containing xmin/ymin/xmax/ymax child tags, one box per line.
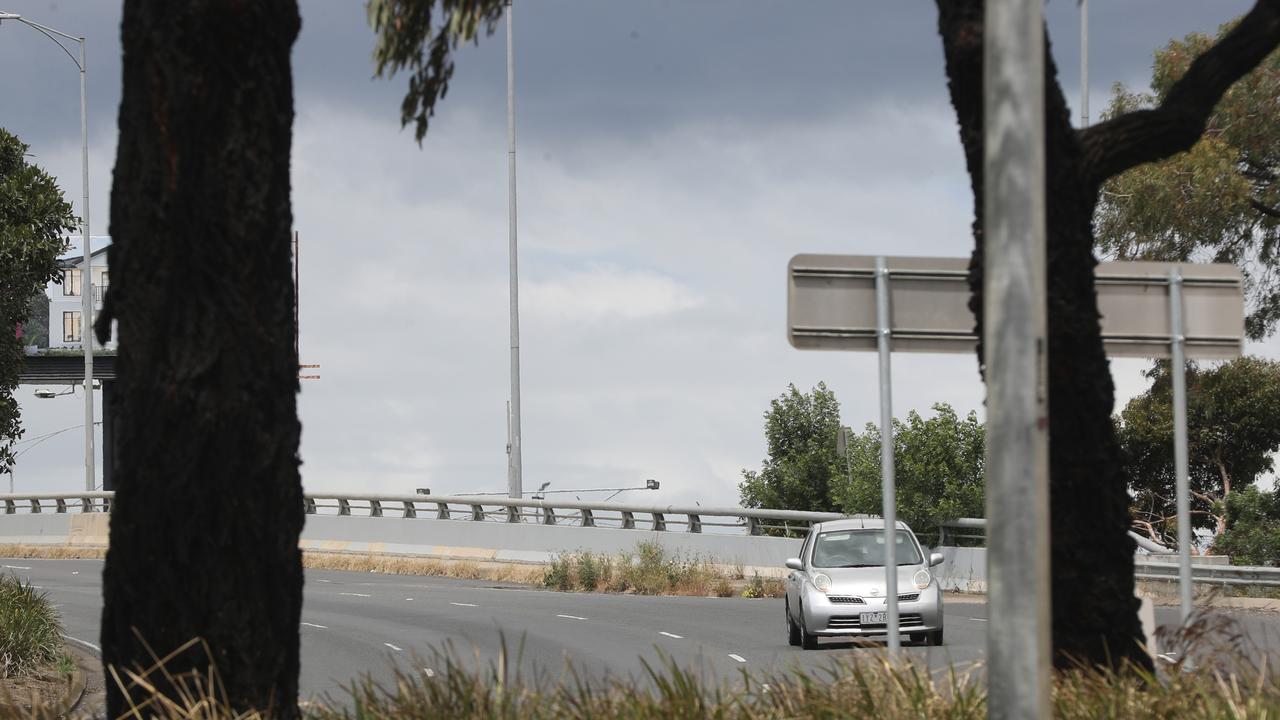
<box><xmin>0</xmin><ymin>128</ymin><xmax>74</xmax><ymax>474</ymax></box>
<box><xmin>1097</xmin><ymin>27</ymin><xmax>1280</xmax><ymax>340</ymax></box>
<box><xmin>98</xmin><ymin>2</ymin><xmax>304</xmax><ymax>716</ymax></box>
<box><xmin>1119</xmin><ymin>357</ymin><xmax>1280</xmax><ymax>545</ymax></box>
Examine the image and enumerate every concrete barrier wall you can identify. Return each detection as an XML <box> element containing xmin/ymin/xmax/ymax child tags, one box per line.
<box><xmin>300</xmin><ymin>516</ymin><xmax>804</xmax><ymax>576</ymax></box>
<box><xmin>936</xmin><ymin>546</ymin><xmax>987</xmax><ymax>593</ymax></box>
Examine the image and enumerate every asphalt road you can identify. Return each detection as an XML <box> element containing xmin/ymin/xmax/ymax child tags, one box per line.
<box><xmin>5</xmin><ymin>558</ymin><xmax>1278</xmax><ymax>704</ymax></box>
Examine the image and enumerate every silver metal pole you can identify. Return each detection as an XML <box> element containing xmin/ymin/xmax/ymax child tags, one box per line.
<box><xmin>505</xmin><ymin>0</ymin><xmax>523</xmax><ymax>499</ymax></box>
<box><xmin>79</xmin><ymin>36</ymin><xmax>95</xmax><ymax>496</ymax></box>
<box><xmin>1169</xmin><ymin>268</ymin><xmax>1193</xmax><ymax>623</ymax></box>
<box><xmin>874</xmin><ymin>256</ymin><xmax>899</xmax><ymax>659</ymax></box>
<box><xmin>1080</xmin><ymin>0</ymin><xmax>1089</xmax><ymax>127</ymax></box>
<box><xmin>984</xmin><ymin>0</ymin><xmax>1050</xmax><ymax>716</ymax></box>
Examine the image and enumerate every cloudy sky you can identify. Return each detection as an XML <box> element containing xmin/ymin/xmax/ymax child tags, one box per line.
<box><xmin>3</xmin><ymin>0</ymin><xmax>1273</xmax><ymax>505</ymax></box>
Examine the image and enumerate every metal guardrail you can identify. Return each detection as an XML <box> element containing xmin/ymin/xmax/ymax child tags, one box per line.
<box><xmin>0</xmin><ymin>492</ymin><xmax>846</xmax><ymax>537</ymax></box>
<box><xmin>1134</xmin><ymin>559</ymin><xmax>1280</xmax><ymax>587</ymax></box>
<box><xmin>938</xmin><ymin>517</ymin><xmax>1280</xmax><ymax>587</ymax></box>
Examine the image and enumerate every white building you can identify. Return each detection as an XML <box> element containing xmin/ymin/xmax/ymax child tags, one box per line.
<box><xmin>46</xmin><ymin>235</ymin><xmax>115</xmax><ymax>351</ymax></box>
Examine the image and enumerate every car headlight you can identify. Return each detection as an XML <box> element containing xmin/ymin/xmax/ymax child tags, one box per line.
<box><xmin>913</xmin><ymin>569</ymin><xmax>932</xmax><ymax>590</ymax></box>
<box><xmin>812</xmin><ymin>573</ymin><xmax>831</xmax><ymax>593</ymax></box>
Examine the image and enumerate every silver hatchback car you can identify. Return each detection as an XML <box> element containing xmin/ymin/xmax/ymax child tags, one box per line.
<box><xmin>784</xmin><ymin>518</ymin><xmax>944</xmax><ymax>649</ymax></box>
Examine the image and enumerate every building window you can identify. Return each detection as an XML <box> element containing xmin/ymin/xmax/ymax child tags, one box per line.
<box><xmin>62</xmin><ymin>269</ymin><xmax>82</xmax><ymax>296</ymax></box>
<box><xmin>63</xmin><ymin>311</ymin><xmax>81</xmax><ymax>343</ymax></box>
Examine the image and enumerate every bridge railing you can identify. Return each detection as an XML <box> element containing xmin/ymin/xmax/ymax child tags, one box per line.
<box><xmin>0</xmin><ymin>491</ymin><xmax>848</xmax><ymax>537</ymax></box>
<box><xmin>936</xmin><ymin>517</ymin><xmax>1280</xmax><ymax>587</ymax></box>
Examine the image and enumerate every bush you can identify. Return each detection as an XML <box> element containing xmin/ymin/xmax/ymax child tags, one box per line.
<box><xmin>575</xmin><ymin>553</ymin><xmax>601</xmax><ymax>590</ymax></box>
<box><xmin>543</xmin><ymin>555</ymin><xmax>573</xmax><ymax>592</ymax></box>
<box><xmin>1214</xmin><ymin>486</ymin><xmax>1280</xmax><ymax>566</ymax></box>
<box><xmin>0</xmin><ymin>573</ymin><xmax>64</xmax><ymax>678</ymax></box>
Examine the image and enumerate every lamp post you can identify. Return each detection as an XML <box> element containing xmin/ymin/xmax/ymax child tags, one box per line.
<box><xmin>0</xmin><ymin>12</ymin><xmax>94</xmax><ymax>496</ymax></box>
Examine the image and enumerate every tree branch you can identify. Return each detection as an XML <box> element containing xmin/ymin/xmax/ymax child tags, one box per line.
<box><xmin>1252</xmin><ymin>198</ymin><xmax>1280</xmax><ymax>219</ymax></box>
<box><xmin>1080</xmin><ymin>0</ymin><xmax>1280</xmax><ymax>186</ymax></box>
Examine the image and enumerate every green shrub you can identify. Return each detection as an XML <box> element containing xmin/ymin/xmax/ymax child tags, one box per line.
<box><xmin>0</xmin><ymin>573</ymin><xmax>63</xmax><ymax>678</ymax></box>
<box><xmin>1214</xmin><ymin>486</ymin><xmax>1280</xmax><ymax>566</ymax></box>
<box><xmin>575</xmin><ymin>553</ymin><xmax>601</xmax><ymax>590</ymax></box>
<box><xmin>542</xmin><ymin>555</ymin><xmax>573</xmax><ymax>592</ymax></box>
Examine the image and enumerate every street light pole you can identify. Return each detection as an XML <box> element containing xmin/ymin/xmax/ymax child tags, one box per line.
<box><xmin>505</xmin><ymin>0</ymin><xmax>523</xmax><ymax>500</ymax></box>
<box><xmin>0</xmin><ymin>12</ymin><xmax>94</xmax><ymax>495</ymax></box>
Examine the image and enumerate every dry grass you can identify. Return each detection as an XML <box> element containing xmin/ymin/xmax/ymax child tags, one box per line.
<box><xmin>301</xmin><ymin>552</ymin><xmax>545</xmax><ymax>585</ymax></box>
<box><xmin>0</xmin><ymin>544</ymin><xmax>106</xmax><ymax>560</ymax></box>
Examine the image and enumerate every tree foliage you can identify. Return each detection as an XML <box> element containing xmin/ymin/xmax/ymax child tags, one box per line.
<box><xmin>1118</xmin><ymin>357</ymin><xmax>1280</xmax><ymax>545</ymax></box>
<box><xmin>1097</xmin><ymin>26</ymin><xmax>1280</xmax><ymax>339</ymax></box>
<box><xmin>1213</xmin><ymin>485</ymin><xmax>1280</xmax><ymax>566</ymax></box>
<box><xmin>0</xmin><ymin>128</ymin><xmax>74</xmax><ymax>474</ymax></box>
<box><xmin>369</xmin><ymin>0</ymin><xmax>508</xmax><ymax>142</ymax></box>
<box><xmin>739</xmin><ymin>383</ymin><xmax>842</xmax><ymax>515</ymax></box>
<box><xmin>834</xmin><ymin>404</ymin><xmax>984</xmax><ymax>541</ymax></box>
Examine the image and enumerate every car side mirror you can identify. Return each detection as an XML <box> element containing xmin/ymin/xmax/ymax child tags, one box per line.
<box><xmin>929</xmin><ymin>551</ymin><xmax>945</xmax><ymax>567</ymax></box>
<box><xmin>784</xmin><ymin>558</ymin><xmax>803</xmax><ymax>571</ymax></box>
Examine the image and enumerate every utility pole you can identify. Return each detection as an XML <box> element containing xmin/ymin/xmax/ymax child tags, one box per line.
<box><xmin>984</xmin><ymin>0</ymin><xmax>1050</xmax><ymax>716</ymax></box>
<box><xmin>505</xmin><ymin>0</ymin><xmax>523</xmax><ymax>499</ymax></box>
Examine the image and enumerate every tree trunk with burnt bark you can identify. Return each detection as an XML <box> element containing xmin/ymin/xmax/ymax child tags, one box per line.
<box><xmin>97</xmin><ymin>1</ymin><xmax>303</xmax><ymax>715</ymax></box>
<box><xmin>934</xmin><ymin>0</ymin><xmax>1280</xmax><ymax>671</ymax></box>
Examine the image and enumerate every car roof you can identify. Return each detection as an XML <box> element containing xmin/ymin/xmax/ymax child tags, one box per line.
<box><xmin>810</xmin><ymin>517</ymin><xmax>911</xmax><ymax>532</ymax></box>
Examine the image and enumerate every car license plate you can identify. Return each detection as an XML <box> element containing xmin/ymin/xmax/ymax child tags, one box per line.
<box><xmin>860</xmin><ymin>612</ymin><xmax>888</xmax><ymax>625</ymax></box>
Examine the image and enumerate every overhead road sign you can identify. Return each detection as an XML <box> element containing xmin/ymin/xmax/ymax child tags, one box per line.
<box><xmin>787</xmin><ymin>254</ymin><xmax>1244</xmax><ymax>359</ymax></box>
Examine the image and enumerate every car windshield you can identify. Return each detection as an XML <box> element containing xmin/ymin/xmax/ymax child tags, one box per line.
<box><xmin>811</xmin><ymin>530</ymin><xmax>922</xmax><ymax>568</ymax></box>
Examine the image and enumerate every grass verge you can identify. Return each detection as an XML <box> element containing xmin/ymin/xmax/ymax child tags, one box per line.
<box><xmin>27</xmin><ymin>610</ymin><xmax>1280</xmax><ymax>719</ymax></box>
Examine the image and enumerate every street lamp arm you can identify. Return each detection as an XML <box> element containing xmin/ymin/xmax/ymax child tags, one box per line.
<box><xmin>3</xmin><ymin>15</ymin><xmax>83</xmax><ymax>68</ymax></box>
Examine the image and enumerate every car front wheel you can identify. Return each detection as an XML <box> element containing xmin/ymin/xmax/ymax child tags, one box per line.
<box><xmin>926</xmin><ymin>629</ymin><xmax>944</xmax><ymax>646</ymax></box>
<box><xmin>799</xmin><ymin>602</ymin><xmax>819</xmax><ymax>650</ymax></box>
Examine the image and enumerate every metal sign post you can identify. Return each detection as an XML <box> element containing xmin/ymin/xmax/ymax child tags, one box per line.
<box><xmin>1169</xmin><ymin>269</ymin><xmax>1193</xmax><ymax>623</ymax></box>
<box><xmin>874</xmin><ymin>256</ymin><xmax>900</xmax><ymax>659</ymax></box>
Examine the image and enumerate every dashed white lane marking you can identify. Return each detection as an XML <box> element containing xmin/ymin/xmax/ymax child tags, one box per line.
<box><xmin>385</xmin><ymin>643</ymin><xmax>403</xmax><ymax>652</ymax></box>
<box><xmin>316</xmin><ymin>579</ymin><xmax>333</xmax><ymax>584</ymax></box>
<box><xmin>728</xmin><ymin>654</ymin><xmax>747</xmax><ymax>664</ymax></box>
<box><xmin>556</xmin><ymin>614</ymin><xmax>588</xmax><ymax>620</ymax></box>
<box><xmin>71</xmin><ymin>571</ymin><xmax>79</xmax><ymax>575</ymax></box>
<box><xmin>405</xmin><ymin>598</ymin><xmax>414</xmax><ymax>601</ymax></box>
<box><xmin>63</xmin><ymin>634</ymin><xmax>100</xmax><ymax>653</ymax></box>
<box><xmin>301</xmin><ymin>622</ymin><xmax>328</xmax><ymax>629</ymax></box>
<box><xmin>659</xmin><ymin>632</ymin><xmax>683</xmax><ymax>639</ymax></box>
<box><xmin>423</xmin><ymin>668</ymin><xmax>436</xmax><ymax>678</ymax></box>
<box><xmin>450</xmin><ymin>602</ymin><xmax>477</xmax><ymax>607</ymax></box>
<box><xmin>973</xmin><ymin>618</ymin><xmax>988</xmax><ymax>622</ymax></box>
<box><xmin>339</xmin><ymin>592</ymin><xmax>372</xmax><ymax>598</ymax></box>
<box><xmin>3</xmin><ymin>565</ymin><xmax>31</xmax><ymax>570</ymax></box>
